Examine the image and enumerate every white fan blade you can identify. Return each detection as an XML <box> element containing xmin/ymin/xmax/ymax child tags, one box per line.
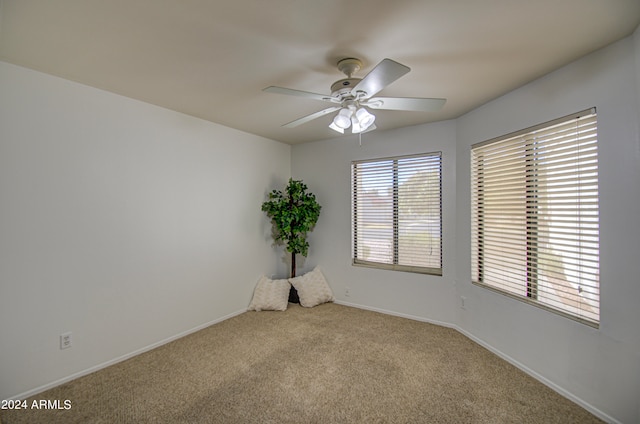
<box><xmin>282</xmin><ymin>106</ymin><xmax>341</xmax><ymax>128</ymax></box>
<box><xmin>263</xmin><ymin>86</ymin><xmax>338</xmax><ymax>103</ymax></box>
<box><xmin>364</xmin><ymin>97</ymin><xmax>446</xmax><ymax>112</ymax></box>
<box><xmin>352</xmin><ymin>59</ymin><xmax>410</xmax><ymax>99</ymax></box>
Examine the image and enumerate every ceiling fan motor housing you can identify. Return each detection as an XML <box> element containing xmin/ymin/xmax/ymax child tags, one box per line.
<box><xmin>332</xmin><ymin>58</ymin><xmax>364</xmax><ymax>98</ymax></box>
<box><xmin>331</xmin><ymin>78</ymin><xmax>362</xmax><ymax>97</ymax></box>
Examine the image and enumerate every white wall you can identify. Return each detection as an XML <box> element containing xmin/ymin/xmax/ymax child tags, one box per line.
<box><xmin>1</xmin><ymin>28</ymin><xmax>638</xmax><ymax>423</ymax></box>
<box><xmin>455</xmin><ymin>35</ymin><xmax>640</xmax><ymax>424</ymax></box>
<box><xmin>636</xmin><ymin>26</ymin><xmax>640</xmax><ymax>145</ymax></box>
<box><xmin>0</xmin><ymin>61</ymin><xmax>291</xmax><ymax>400</ymax></box>
<box><xmin>291</xmin><ymin>120</ymin><xmax>458</xmax><ymax>326</ymax></box>
<box><xmin>293</xmin><ymin>33</ymin><xmax>640</xmax><ymax>423</ymax></box>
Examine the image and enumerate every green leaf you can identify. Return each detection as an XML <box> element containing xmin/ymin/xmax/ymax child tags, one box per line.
<box><xmin>261</xmin><ymin>179</ymin><xmax>321</xmax><ymax>256</ymax></box>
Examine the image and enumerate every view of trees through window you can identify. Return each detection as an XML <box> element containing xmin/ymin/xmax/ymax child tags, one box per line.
<box><xmin>352</xmin><ymin>153</ymin><xmax>442</xmax><ymax>275</ymax></box>
<box><xmin>471</xmin><ymin>110</ymin><xmax>599</xmax><ymax>326</ymax></box>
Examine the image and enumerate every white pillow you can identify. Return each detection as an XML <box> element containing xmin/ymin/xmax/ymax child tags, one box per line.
<box><xmin>248</xmin><ymin>276</ymin><xmax>291</xmax><ymax>311</ymax></box>
<box><xmin>289</xmin><ymin>267</ymin><xmax>335</xmax><ymax>308</ymax></box>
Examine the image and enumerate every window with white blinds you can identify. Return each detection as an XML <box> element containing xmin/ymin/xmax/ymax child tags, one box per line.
<box><xmin>471</xmin><ymin>109</ymin><xmax>599</xmax><ymax>327</ymax></box>
<box><xmin>352</xmin><ymin>152</ymin><xmax>442</xmax><ymax>275</ymax></box>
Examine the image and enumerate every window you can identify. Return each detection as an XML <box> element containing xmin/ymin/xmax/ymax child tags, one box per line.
<box><xmin>471</xmin><ymin>109</ymin><xmax>599</xmax><ymax>327</ymax></box>
<box><xmin>352</xmin><ymin>152</ymin><xmax>442</xmax><ymax>275</ymax></box>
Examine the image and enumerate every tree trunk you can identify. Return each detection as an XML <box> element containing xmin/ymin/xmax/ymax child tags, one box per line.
<box><xmin>289</xmin><ymin>251</ymin><xmax>299</xmax><ymax>303</ymax></box>
<box><xmin>287</xmin><ymin>182</ymin><xmax>299</xmax><ymax>303</ymax></box>
<box><xmin>291</xmin><ymin>251</ymin><xmax>296</xmax><ymax>278</ymax></box>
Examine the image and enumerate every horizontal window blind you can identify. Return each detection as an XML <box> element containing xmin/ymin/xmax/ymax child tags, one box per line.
<box><xmin>471</xmin><ymin>109</ymin><xmax>599</xmax><ymax>327</ymax></box>
<box><xmin>352</xmin><ymin>153</ymin><xmax>442</xmax><ymax>275</ymax></box>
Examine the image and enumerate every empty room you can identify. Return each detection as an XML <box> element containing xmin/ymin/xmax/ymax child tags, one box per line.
<box><xmin>1</xmin><ymin>1</ymin><xmax>639</xmax><ymax>423</ymax></box>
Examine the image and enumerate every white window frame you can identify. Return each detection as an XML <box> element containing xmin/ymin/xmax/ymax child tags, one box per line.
<box><xmin>351</xmin><ymin>152</ymin><xmax>442</xmax><ymax>275</ymax></box>
<box><xmin>471</xmin><ymin>108</ymin><xmax>600</xmax><ymax>327</ymax></box>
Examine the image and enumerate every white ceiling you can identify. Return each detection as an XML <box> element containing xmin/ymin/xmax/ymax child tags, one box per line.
<box><xmin>1</xmin><ymin>1</ymin><xmax>639</xmax><ymax>145</ymax></box>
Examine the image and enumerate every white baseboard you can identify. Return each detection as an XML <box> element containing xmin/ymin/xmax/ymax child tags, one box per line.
<box><xmin>334</xmin><ymin>300</ymin><xmax>619</xmax><ymax>424</ymax></box>
<box><xmin>9</xmin><ymin>301</ymin><xmax>620</xmax><ymax>424</ymax></box>
<box><xmin>335</xmin><ymin>300</ymin><xmax>457</xmax><ymax>329</ymax></box>
<box><xmin>453</xmin><ymin>327</ymin><xmax>619</xmax><ymax>424</ymax></box>
<box><xmin>8</xmin><ymin>308</ymin><xmax>247</xmax><ymax>401</ymax></box>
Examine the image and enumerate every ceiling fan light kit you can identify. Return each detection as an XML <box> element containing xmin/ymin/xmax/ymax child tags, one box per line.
<box><xmin>329</xmin><ymin>105</ymin><xmax>376</xmax><ymax>134</ymax></box>
<box><xmin>355</xmin><ymin>107</ymin><xmax>375</xmax><ymax>127</ymax></box>
<box><xmin>263</xmin><ymin>57</ymin><xmax>446</xmax><ymax>136</ymax></box>
<box><xmin>333</xmin><ymin>107</ymin><xmax>353</xmax><ymax>129</ymax></box>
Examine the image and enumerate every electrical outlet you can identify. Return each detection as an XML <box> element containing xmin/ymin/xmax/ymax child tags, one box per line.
<box><xmin>60</xmin><ymin>332</ymin><xmax>72</xmax><ymax>349</ymax></box>
<box><xmin>460</xmin><ymin>296</ymin><xmax>467</xmax><ymax>310</ymax></box>
<box><xmin>344</xmin><ymin>286</ymin><xmax>350</xmax><ymax>297</ymax></box>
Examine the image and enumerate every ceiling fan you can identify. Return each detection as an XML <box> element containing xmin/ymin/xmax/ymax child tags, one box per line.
<box><xmin>263</xmin><ymin>58</ymin><xmax>446</xmax><ymax>134</ymax></box>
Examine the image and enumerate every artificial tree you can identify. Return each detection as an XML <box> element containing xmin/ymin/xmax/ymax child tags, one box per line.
<box><xmin>262</xmin><ymin>179</ymin><xmax>321</xmax><ymax>301</ymax></box>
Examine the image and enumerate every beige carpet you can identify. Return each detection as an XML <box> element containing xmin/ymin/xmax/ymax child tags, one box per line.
<box><xmin>1</xmin><ymin>303</ymin><xmax>602</xmax><ymax>423</ymax></box>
